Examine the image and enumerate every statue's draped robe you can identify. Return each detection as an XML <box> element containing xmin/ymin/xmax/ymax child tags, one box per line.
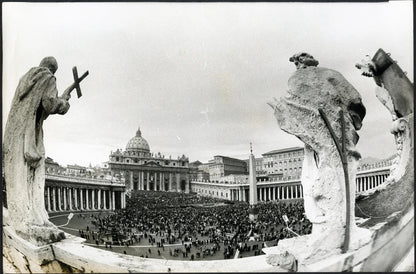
<box><xmin>3</xmin><ymin>67</ymin><xmax>69</xmax><ymax>236</ymax></box>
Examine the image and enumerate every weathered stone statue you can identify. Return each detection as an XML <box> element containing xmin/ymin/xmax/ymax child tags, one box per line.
<box><xmin>3</xmin><ymin>57</ymin><xmax>72</xmax><ymax>245</ymax></box>
<box><xmin>266</xmin><ymin>53</ymin><xmax>371</xmax><ymax>263</ymax></box>
<box><xmin>356</xmin><ymin>49</ymin><xmax>414</xmax><ymax>185</ymax></box>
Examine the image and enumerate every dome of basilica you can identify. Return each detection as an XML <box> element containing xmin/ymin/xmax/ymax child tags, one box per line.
<box><xmin>126</xmin><ymin>128</ymin><xmax>150</xmax><ymax>152</ymax></box>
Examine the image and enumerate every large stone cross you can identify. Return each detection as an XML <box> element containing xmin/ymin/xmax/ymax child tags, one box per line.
<box><xmin>70</xmin><ymin>66</ymin><xmax>89</xmax><ymax>98</ymax></box>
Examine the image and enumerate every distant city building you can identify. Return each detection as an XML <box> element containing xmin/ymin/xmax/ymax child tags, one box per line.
<box><xmin>208</xmin><ymin>155</ymin><xmax>248</xmax><ymax>181</ymax></box>
<box><xmin>66</xmin><ymin>164</ymin><xmax>87</xmax><ymax>176</ymax></box>
<box><xmin>262</xmin><ymin>147</ymin><xmax>305</xmax><ymax>181</ymax></box>
<box><xmin>108</xmin><ymin>127</ymin><xmax>191</xmax><ymax>193</ymax></box>
<box><xmin>190</xmin><ymin>161</ymin><xmax>209</xmax><ymax>181</ymax></box>
<box><xmin>45</xmin><ymin>157</ymin><xmax>65</xmax><ymax>174</ymax></box>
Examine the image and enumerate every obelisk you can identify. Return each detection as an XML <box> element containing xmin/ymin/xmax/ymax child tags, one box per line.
<box><xmin>248</xmin><ymin>143</ymin><xmax>258</xmax><ymax>221</ymax></box>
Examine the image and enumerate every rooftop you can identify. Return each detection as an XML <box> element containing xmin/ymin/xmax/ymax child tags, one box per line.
<box><xmin>262</xmin><ymin>146</ymin><xmax>304</xmax><ymax>156</ymax></box>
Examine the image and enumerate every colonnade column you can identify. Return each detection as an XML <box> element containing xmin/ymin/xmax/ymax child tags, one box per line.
<box><xmin>57</xmin><ymin>187</ymin><xmax>62</xmax><ymax>211</ymax></box>
<box><xmin>62</xmin><ymin>187</ymin><xmax>67</xmax><ymax>211</ymax></box>
<box><xmin>69</xmin><ymin>188</ymin><xmax>73</xmax><ymax>210</ymax></box>
<box><xmin>169</xmin><ymin>173</ymin><xmax>172</xmax><ymax>192</ymax></box>
<box><xmin>51</xmin><ymin>187</ymin><xmax>56</xmax><ymax>212</ymax></box>
<box><xmin>93</xmin><ymin>189</ymin><xmax>96</xmax><ymax>210</ymax></box>
<box><xmin>86</xmin><ymin>189</ymin><xmax>90</xmax><ymax>210</ymax></box>
<box><xmin>46</xmin><ymin>187</ymin><xmax>51</xmax><ymax>212</ymax></box>
<box><xmin>80</xmin><ymin>189</ymin><xmax>84</xmax><ymax>210</ymax></box>
<box><xmin>74</xmin><ymin>188</ymin><xmax>78</xmax><ymax>210</ymax></box>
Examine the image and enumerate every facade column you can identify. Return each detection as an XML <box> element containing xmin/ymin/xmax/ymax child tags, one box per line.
<box><xmin>154</xmin><ymin>173</ymin><xmax>157</xmax><ymax>191</ymax></box>
<box><xmin>159</xmin><ymin>173</ymin><xmax>163</xmax><ymax>191</ymax></box>
<box><xmin>98</xmin><ymin>189</ymin><xmax>101</xmax><ymax>210</ymax></box>
<box><xmin>230</xmin><ymin>190</ymin><xmax>233</xmax><ymax>201</ymax></box>
<box><xmin>137</xmin><ymin>172</ymin><xmax>141</xmax><ymax>190</ymax></box>
<box><xmin>176</xmin><ymin>173</ymin><xmax>180</xmax><ymax>192</ymax></box>
<box><xmin>300</xmin><ymin>185</ymin><xmax>303</xmax><ymax>198</ymax></box>
<box><xmin>46</xmin><ymin>187</ymin><xmax>51</xmax><ymax>212</ymax></box>
<box><xmin>169</xmin><ymin>173</ymin><xmax>173</xmax><ymax>192</ymax></box>
<box><xmin>112</xmin><ymin>191</ymin><xmax>116</xmax><ymax>210</ymax></box>
<box><xmin>290</xmin><ymin>186</ymin><xmax>294</xmax><ymax>199</ymax></box>
<box><xmin>130</xmin><ymin>172</ymin><xmax>134</xmax><ymax>191</ymax></box>
<box><xmin>141</xmin><ymin>172</ymin><xmax>145</xmax><ymax>190</ymax></box>
<box><xmin>147</xmin><ymin>172</ymin><xmax>150</xmax><ymax>191</ymax></box>
<box><xmin>277</xmin><ymin>187</ymin><xmax>280</xmax><ymax>200</ymax></box>
<box><xmin>57</xmin><ymin>187</ymin><xmax>62</xmax><ymax>211</ymax></box>
<box><xmin>103</xmin><ymin>190</ymin><xmax>107</xmax><ymax>210</ymax></box>
<box><xmin>272</xmin><ymin>187</ymin><xmax>275</xmax><ymax>201</ymax></box>
<box><xmin>185</xmin><ymin>174</ymin><xmax>190</xmax><ymax>193</ymax></box>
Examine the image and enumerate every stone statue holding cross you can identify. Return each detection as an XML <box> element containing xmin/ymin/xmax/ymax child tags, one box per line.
<box><xmin>3</xmin><ymin>56</ymin><xmax>88</xmax><ymax>245</ymax></box>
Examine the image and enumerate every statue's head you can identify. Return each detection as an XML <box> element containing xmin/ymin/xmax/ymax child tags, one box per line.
<box><xmin>39</xmin><ymin>56</ymin><xmax>58</xmax><ymax>74</ymax></box>
<box><xmin>289</xmin><ymin>52</ymin><xmax>319</xmax><ymax>70</ymax></box>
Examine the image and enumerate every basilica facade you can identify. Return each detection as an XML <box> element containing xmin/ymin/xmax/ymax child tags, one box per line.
<box><xmin>108</xmin><ymin>128</ymin><xmax>191</xmax><ymax>193</ymax></box>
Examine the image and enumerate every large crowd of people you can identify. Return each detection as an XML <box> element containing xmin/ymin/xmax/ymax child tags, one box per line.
<box><xmin>77</xmin><ymin>191</ymin><xmax>311</xmax><ymax>260</ymax></box>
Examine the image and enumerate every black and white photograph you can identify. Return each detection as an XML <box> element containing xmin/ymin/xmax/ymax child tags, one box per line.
<box><xmin>2</xmin><ymin>1</ymin><xmax>413</xmax><ymax>272</ymax></box>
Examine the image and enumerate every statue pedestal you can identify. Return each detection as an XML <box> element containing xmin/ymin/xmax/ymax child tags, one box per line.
<box><xmin>2</xmin><ymin>225</ymin><xmax>85</xmax><ymax>273</ymax></box>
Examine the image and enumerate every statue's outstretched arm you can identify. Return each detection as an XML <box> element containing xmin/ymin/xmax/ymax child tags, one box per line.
<box><xmin>41</xmin><ymin>77</ymin><xmax>70</xmax><ymax>115</ymax></box>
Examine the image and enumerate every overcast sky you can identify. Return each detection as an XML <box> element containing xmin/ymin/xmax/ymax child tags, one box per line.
<box><xmin>2</xmin><ymin>2</ymin><xmax>413</xmax><ymax>167</ymax></box>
